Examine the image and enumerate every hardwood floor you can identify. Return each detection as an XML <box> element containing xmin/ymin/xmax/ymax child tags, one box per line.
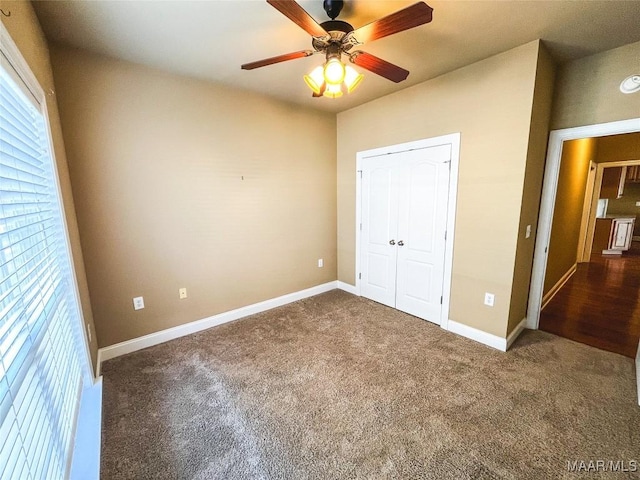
<box><xmin>539</xmin><ymin>242</ymin><xmax>640</xmax><ymax>358</ymax></box>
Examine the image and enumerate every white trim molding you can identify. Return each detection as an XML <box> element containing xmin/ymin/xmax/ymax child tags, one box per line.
<box><xmin>527</xmin><ymin>118</ymin><xmax>640</xmax><ymax>330</ymax></box>
<box><xmin>447</xmin><ymin>321</ymin><xmax>508</xmax><ymax>351</ymax></box>
<box><xmin>338</xmin><ymin>279</ymin><xmax>527</xmax><ymax>352</ymax></box>
<box><xmin>0</xmin><ymin>23</ymin><xmax>43</xmax><ymax>106</ymax></box>
<box><xmin>96</xmin><ymin>278</ymin><xmax>528</xmax><ymax>376</ymax></box>
<box><xmin>97</xmin><ymin>281</ymin><xmax>338</xmax><ymax>373</ymax></box>
<box><xmin>354</xmin><ymin>133</ymin><xmax>460</xmax><ymax>329</ymax></box>
<box><xmin>447</xmin><ymin>318</ymin><xmax>527</xmax><ymax>352</ymax></box>
<box><xmin>541</xmin><ymin>264</ymin><xmax>577</xmax><ymax>310</ymax></box>
<box><xmin>506</xmin><ymin>318</ymin><xmax>528</xmax><ymax>350</ymax></box>
<box><xmin>337</xmin><ymin>281</ymin><xmax>358</xmax><ymax>295</ymax></box>
<box><xmin>337</xmin><ymin>280</ymin><xmax>527</xmax><ymax>352</ymax></box>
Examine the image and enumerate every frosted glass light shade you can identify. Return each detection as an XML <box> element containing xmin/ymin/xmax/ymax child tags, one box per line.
<box><xmin>303</xmin><ymin>66</ymin><xmax>324</xmax><ymax>94</ymax></box>
<box><xmin>344</xmin><ymin>66</ymin><xmax>364</xmax><ymax>93</ymax></box>
<box><xmin>323</xmin><ymin>58</ymin><xmax>346</xmax><ymax>85</ymax></box>
<box><xmin>323</xmin><ymin>82</ymin><xmax>343</xmax><ymax>98</ymax></box>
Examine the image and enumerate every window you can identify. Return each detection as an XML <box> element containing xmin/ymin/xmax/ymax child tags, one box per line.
<box><xmin>0</xmin><ymin>28</ymin><xmax>91</xmax><ymax>480</ymax></box>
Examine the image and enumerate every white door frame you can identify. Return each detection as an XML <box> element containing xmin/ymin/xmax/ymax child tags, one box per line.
<box><xmin>576</xmin><ymin>160</ymin><xmax>597</xmax><ymax>263</ymax></box>
<box><xmin>355</xmin><ymin>133</ymin><xmax>460</xmax><ymax>329</ymax></box>
<box><xmin>526</xmin><ymin>118</ymin><xmax>640</xmax><ymax>329</ymax></box>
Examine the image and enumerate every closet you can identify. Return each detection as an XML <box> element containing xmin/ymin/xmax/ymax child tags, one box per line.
<box><xmin>360</xmin><ymin>144</ymin><xmax>452</xmax><ymax>324</ymax></box>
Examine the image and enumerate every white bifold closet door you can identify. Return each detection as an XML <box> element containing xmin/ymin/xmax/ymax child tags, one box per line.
<box><xmin>361</xmin><ymin>144</ymin><xmax>451</xmax><ymax>324</ymax></box>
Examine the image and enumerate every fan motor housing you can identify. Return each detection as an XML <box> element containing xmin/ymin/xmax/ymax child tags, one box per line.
<box><xmin>312</xmin><ymin>20</ymin><xmax>354</xmax><ymax>52</ymax></box>
<box><xmin>320</xmin><ymin>20</ymin><xmax>354</xmax><ymax>34</ymax></box>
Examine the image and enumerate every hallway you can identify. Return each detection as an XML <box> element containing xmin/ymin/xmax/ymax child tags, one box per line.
<box><xmin>539</xmin><ymin>243</ymin><xmax>640</xmax><ymax>358</ymax></box>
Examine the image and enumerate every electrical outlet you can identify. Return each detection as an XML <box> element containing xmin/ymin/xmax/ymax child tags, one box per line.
<box><xmin>525</xmin><ymin>225</ymin><xmax>532</xmax><ymax>239</ymax></box>
<box><xmin>133</xmin><ymin>296</ymin><xmax>144</xmax><ymax>310</ymax></box>
<box><xmin>636</xmin><ymin>201</ymin><xmax>640</xmax><ymax>207</ymax></box>
<box><xmin>179</xmin><ymin>288</ymin><xmax>187</xmax><ymax>299</ymax></box>
<box><xmin>318</xmin><ymin>258</ymin><xmax>324</xmax><ymax>268</ymax></box>
<box><xmin>484</xmin><ymin>292</ymin><xmax>495</xmax><ymax>307</ymax></box>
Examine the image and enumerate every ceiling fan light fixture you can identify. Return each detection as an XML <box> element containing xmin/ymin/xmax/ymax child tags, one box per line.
<box><xmin>344</xmin><ymin>65</ymin><xmax>364</xmax><ymax>93</ymax></box>
<box><xmin>244</xmin><ymin>1</ymin><xmax>435</xmax><ymax>98</ymax></box>
<box><xmin>304</xmin><ymin>66</ymin><xmax>325</xmax><ymax>94</ymax></box>
<box><xmin>323</xmin><ymin>57</ymin><xmax>346</xmax><ymax>85</ymax></box>
<box><xmin>323</xmin><ymin>82</ymin><xmax>343</xmax><ymax>98</ymax></box>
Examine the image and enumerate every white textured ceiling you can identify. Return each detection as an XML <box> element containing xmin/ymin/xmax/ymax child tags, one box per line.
<box><xmin>33</xmin><ymin>0</ymin><xmax>640</xmax><ymax>113</ymax></box>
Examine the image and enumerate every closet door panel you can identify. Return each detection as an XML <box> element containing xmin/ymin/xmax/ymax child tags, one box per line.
<box><xmin>360</xmin><ymin>161</ymin><xmax>399</xmax><ymax>308</ymax></box>
<box><xmin>395</xmin><ymin>146</ymin><xmax>451</xmax><ymax>324</ymax></box>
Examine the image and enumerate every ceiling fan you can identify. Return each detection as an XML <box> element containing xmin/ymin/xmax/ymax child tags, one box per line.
<box><xmin>241</xmin><ymin>0</ymin><xmax>433</xmax><ymax>98</ymax></box>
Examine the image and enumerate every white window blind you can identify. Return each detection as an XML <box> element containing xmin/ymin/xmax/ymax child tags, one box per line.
<box><xmin>0</xmin><ymin>39</ymin><xmax>89</xmax><ymax>480</ymax></box>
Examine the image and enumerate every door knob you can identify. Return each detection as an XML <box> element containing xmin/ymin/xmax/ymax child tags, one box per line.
<box><xmin>389</xmin><ymin>240</ymin><xmax>395</xmax><ymax>245</ymax></box>
<box><xmin>398</xmin><ymin>240</ymin><xmax>404</xmax><ymax>246</ymax></box>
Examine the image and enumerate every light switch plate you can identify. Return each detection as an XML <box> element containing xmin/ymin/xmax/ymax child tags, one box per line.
<box><xmin>318</xmin><ymin>258</ymin><xmax>324</xmax><ymax>268</ymax></box>
<box><xmin>525</xmin><ymin>225</ymin><xmax>532</xmax><ymax>238</ymax></box>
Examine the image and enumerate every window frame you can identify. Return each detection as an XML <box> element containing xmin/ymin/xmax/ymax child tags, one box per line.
<box><xmin>0</xmin><ymin>22</ymin><xmax>94</xmax><ymax>389</ymax></box>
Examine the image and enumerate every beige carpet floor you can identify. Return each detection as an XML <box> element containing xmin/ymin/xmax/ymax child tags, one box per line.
<box><xmin>101</xmin><ymin>290</ymin><xmax>640</xmax><ymax>479</ymax></box>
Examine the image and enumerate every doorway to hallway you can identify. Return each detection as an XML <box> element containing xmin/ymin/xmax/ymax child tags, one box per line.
<box><xmin>528</xmin><ymin>119</ymin><xmax>640</xmax><ymax>357</ymax></box>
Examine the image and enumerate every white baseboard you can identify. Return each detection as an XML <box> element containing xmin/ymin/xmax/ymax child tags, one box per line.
<box><xmin>337</xmin><ymin>281</ymin><xmax>358</xmax><ymax>295</ymax></box>
<box><xmin>97</xmin><ymin>279</ymin><xmax>528</xmax><ymax>374</ymax></box>
<box><xmin>336</xmin><ymin>283</ymin><xmax>521</xmax><ymax>352</ymax></box>
<box><xmin>541</xmin><ymin>264</ymin><xmax>577</xmax><ymax>310</ymax></box>
<box><xmin>446</xmin><ymin>320</ymin><xmax>508</xmax><ymax>352</ymax></box>
<box><xmin>97</xmin><ymin>281</ymin><xmax>338</xmax><ymax>373</ymax></box>
<box><xmin>506</xmin><ymin>318</ymin><xmax>527</xmax><ymax>349</ymax></box>
<box><xmin>445</xmin><ymin>318</ymin><xmax>526</xmax><ymax>352</ymax></box>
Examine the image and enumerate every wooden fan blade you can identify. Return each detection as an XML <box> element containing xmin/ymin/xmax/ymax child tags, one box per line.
<box><xmin>350</xmin><ymin>51</ymin><xmax>409</xmax><ymax>83</ymax></box>
<box><xmin>351</xmin><ymin>2</ymin><xmax>433</xmax><ymax>44</ymax></box>
<box><xmin>241</xmin><ymin>50</ymin><xmax>314</xmax><ymax>70</ymax></box>
<box><xmin>267</xmin><ymin>0</ymin><xmax>328</xmax><ymax>37</ymax></box>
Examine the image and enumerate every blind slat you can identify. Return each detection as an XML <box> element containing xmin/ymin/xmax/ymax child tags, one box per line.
<box><xmin>1</xmin><ymin>116</ymin><xmax>44</xmax><ymax>156</ymax></box>
<box><xmin>0</xmin><ymin>148</ymin><xmax>47</xmax><ymax>177</ymax></box>
<box><xmin>0</xmin><ymin>82</ymin><xmax>38</xmax><ymax>126</ymax></box>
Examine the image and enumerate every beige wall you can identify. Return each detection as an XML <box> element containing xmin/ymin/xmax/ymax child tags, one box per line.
<box><xmin>596</xmin><ymin>132</ymin><xmax>640</xmax><ymax>163</ymax></box>
<box><xmin>1</xmin><ymin>1</ymin><xmax>98</xmax><ymax>369</ymax></box>
<box><xmin>338</xmin><ymin>40</ymin><xmax>548</xmax><ymax>338</ymax></box>
<box><xmin>507</xmin><ymin>45</ymin><xmax>556</xmax><ymax>334</ymax></box>
<box><xmin>551</xmin><ymin>41</ymin><xmax>640</xmax><ymax>130</ymax></box>
<box><xmin>543</xmin><ymin>138</ymin><xmax>597</xmax><ymax>295</ymax></box>
<box><xmin>49</xmin><ymin>45</ymin><xmax>337</xmax><ymax>347</ymax></box>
